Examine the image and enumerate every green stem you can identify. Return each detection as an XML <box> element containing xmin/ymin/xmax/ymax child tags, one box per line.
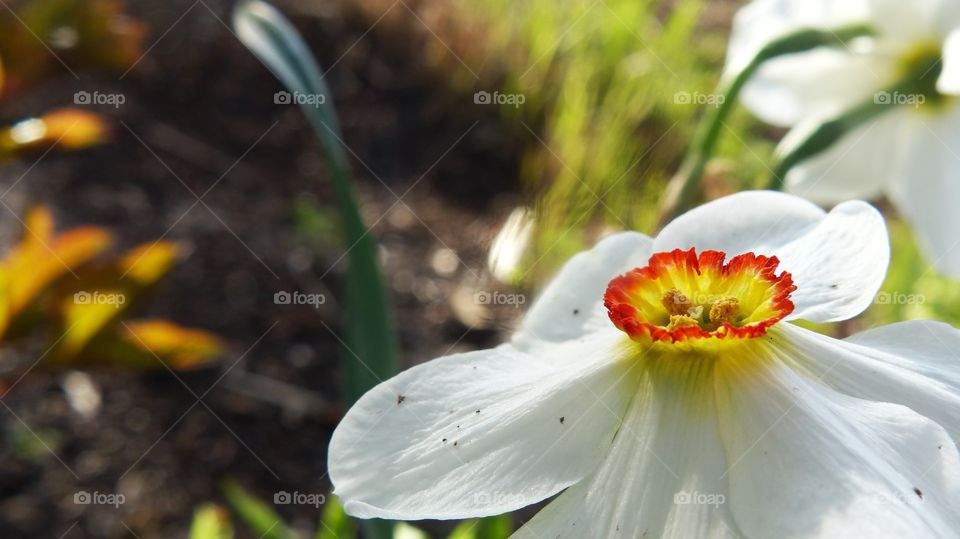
<box><xmin>657</xmin><ymin>23</ymin><xmax>875</xmax><ymax>226</ymax></box>
<box><xmin>233</xmin><ymin>5</ymin><xmax>396</xmax><ymax>538</ymax></box>
<box><xmin>767</xmin><ymin>54</ymin><xmax>943</xmax><ymax>188</ymax></box>
<box><xmin>764</xmin><ymin>95</ymin><xmax>888</xmax><ymax>190</ymax></box>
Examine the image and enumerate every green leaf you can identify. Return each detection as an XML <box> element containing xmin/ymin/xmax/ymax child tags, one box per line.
<box><xmin>232</xmin><ymin>0</ymin><xmax>397</xmax><ymax>406</ymax></box>
<box><xmin>659</xmin><ymin>23</ymin><xmax>876</xmax><ymax>223</ymax></box>
<box><xmin>447</xmin><ymin>515</ymin><xmax>514</xmax><ymax>539</ymax></box>
<box><xmin>221</xmin><ymin>479</ymin><xmax>296</xmax><ymax>539</ymax></box>
<box><xmin>315</xmin><ymin>496</ymin><xmax>356</xmax><ymax>539</ymax></box>
<box><xmin>189</xmin><ymin>504</ymin><xmax>234</xmax><ymax>539</ymax></box>
<box><xmin>232</xmin><ymin>7</ymin><xmax>400</xmax><ymax>539</ymax></box>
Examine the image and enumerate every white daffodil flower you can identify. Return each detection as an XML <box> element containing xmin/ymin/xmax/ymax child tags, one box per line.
<box><xmin>725</xmin><ymin>0</ymin><xmax>960</xmax><ymax>275</ymax></box>
<box><xmin>329</xmin><ymin>191</ymin><xmax>960</xmax><ymax>538</ymax></box>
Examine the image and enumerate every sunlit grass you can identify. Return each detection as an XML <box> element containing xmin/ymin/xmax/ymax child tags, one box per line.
<box><xmin>463</xmin><ymin>0</ymin><xmax>775</xmax><ymax>281</ymax></box>
<box><xmin>867</xmin><ymin>218</ymin><xmax>960</xmax><ymax>327</ymax></box>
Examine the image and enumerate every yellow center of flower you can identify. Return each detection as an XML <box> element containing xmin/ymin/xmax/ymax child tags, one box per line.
<box><xmin>897</xmin><ymin>40</ymin><xmax>952</xmax><ymax>111</ymax></box>
<box><xmin>604</xmin><ymin>248</ymin><xmax>796</xmax><ymax>347</ymax></box>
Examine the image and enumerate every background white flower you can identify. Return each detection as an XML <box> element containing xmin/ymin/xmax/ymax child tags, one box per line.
<box><xmin>329</xmin><ymin>191</ymin><xmax>960</xmax><ymax>538</ymax></box>
<box><xmin>725</xmin><ymin>0</ymin><xmax>960</xmax><ymax>275</ymax></box>
<box><xmin>487</xmin><ymin>206</ymin><xmax>535</xmax><ymax>284</ymax></box>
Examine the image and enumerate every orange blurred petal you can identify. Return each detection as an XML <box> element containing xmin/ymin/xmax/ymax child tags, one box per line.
<box><xmin>0</xmin><ymin>108</ymin><xmax>110</xmax><ymax>156</ymax></box>
<box><xmin>4</xmin><ymin>206</ymin><xmax>112</xmax><ymax>319</ymax></box>
<box><xmin>118</xmin><ymin>241</ymin><xmax>180</xmax><ymax>286</ymax></box>
<box><xmin>121</xmin><ymin>319</ymin><xmax>224</xmax><ymax>370</ymax></box>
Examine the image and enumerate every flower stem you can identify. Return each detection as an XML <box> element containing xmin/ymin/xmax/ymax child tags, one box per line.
<box><xmin>764</xmin><ymin>96</ymin><xmax>889</xmax><ymax>190</ymax></box>
<box><xmin>767</xmin><ymin>50</ymin><xmax>944</xmax><ymax>188</ymax></box>
<box><xmin>658</xmin><ymin>24</ymin><xmax>875</xmax><ymax>227</ymax></box>
<box><xmin>234</xmin><ymin>1</ymin><xmax>399</xmax><ymax>408</ymax></box>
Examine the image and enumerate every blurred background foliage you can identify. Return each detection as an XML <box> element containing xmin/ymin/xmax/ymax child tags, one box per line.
<box><xmin>0</xmin><ymin>0</ymin><xmax>145</xmax><ymax>158</ymax></box>
<box><xmin>460</xmin><ymin>0</ymin><xmax>775</xmax><ymax>280</ymax></box>
<box><xmin>0</xmin><ymin>205</ymin><xmax>223</xmax><ymax>370</ymax></box>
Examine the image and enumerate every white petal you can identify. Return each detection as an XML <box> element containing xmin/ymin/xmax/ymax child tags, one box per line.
<box><xmin>782</xmin><ymin>108</ymin><xmax>910</xmax><ymax>203</ymax></box>
<box><xmin>654</xmin><ymin>191</ymin><xmax>889</xmax><ymax>322</ymax></box>
<box><xmin>887</xmin><ymin>104</ymin><xmax>960</xmax><ymax>275</ymax></box>
<box><xmin>717</xmin><ymin>342</ymin><xmax>960</xmax><ymax>537</ymax></box>
<box><xmin>786</xmin><ymin>321</ymin><xmax>960</xmax><ymax>442</ymax></box>
<box><xmin>329</xmin><ymin>332</ymin><xmax>636</xmax><ymax>520</ymax></box>
<box><xmin>867</xmin><ymin>0</ymin><xmax>959</xmax><ymax>42</ymax></box>
<box><xmin>740</xmin><ymin>50</ymin><xmax>893</xmax><ymax>127</ymax></box>
<box><xmin>488</xmin><ymin>207</ymin><xmax>535</xmax><ymax>283</ymax></box>
<box><xmin>939</xmin><ymin>29</ymin><xmax>960</xmax><ymax>96</ymax></box>
<box><xmin>513</xmin><ymin>231</ymin><xmax>652</xmax><ymax>349</ymax></box>
<box><xmin>725</xmin><ymin>0</ymin><xmax>869</xmax><ymax>78</ymax></box>
<box><xmin>724</xmin><ymin>0</ymin><xmax>889</xmax><ymax>126</ymax></box>
<box><xmin>514</xmin><ymin>359</ymin><xmax>742</xmax><ymax>539</ymax></box>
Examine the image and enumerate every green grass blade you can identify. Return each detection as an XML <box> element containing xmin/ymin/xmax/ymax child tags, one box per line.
<box><xmin>232</xmin><ymin>4</ymin><xmax>398</xmax><ymax>538</ymax></box>
<box><xmin>233</xmin><ymin>0</ymin><xmax>397</xmax><ymax>407</ymax></box>
<box><xmin>189</xmin><ymin>504</ymin><xmax>235</xmax><ymax>539</ymax></box>
<box><xmin>315</xmin><ymin>496</ymin><xmax>357</xmax><ymax>539</ymax></box>
<box><xmin>447</xmin><ymin>515</ymin><xmax>513</xmax><ymax>539</ymax></box>
<box><xmin>222</xmin><ymin>479</ymin><xmax>296</xmax><ymax>539</ymax></box>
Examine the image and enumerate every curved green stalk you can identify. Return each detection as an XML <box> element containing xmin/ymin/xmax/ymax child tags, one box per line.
<box><xmin>232</xmin><ymin>3</ymin><xmax>395</xmax><ymax>537</ymax></box>
<box><xmin>768</xmin><ymin>49</ymin><xmax>944</xmax><ymax>188</ymax></box>
<box><xmin>765</xmin><ymin>94</ymin><xmax>889</xmax><ymax>189</ymax></box>
<box><xmin>658</xmin><ymin>23</ymin><xmax>875</xmax><ymax>226</ymax></box>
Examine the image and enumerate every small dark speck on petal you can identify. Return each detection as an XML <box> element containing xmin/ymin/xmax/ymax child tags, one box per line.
<box><xmin>939</xmin><ymin>444</ymin><xmax>943</xmax><ymax>450</ymax></box>
<box><xmin>453</xmin><ymin>441</ymin><xmax>459</xmax><ymax>446</ymax></box>
<box><xmin>573</xmin><ymin>309</ymin><xmax>579</xmax><ymax>315</ymax></box>
<box><xmin>397</xmin><ymin>395</ymin><xmax>406</xmax><ymax>405</ymax></box>
<box><xmin>830</xmin><ymin>284</ymin><xmax>839</xmax><ymax>289</ymax></box>
<box><xmin>914</xmin><ymin>487</ymin><xmax>924</xmax><ymax>499</ymax></box>
<box><xmin>475</xmin><ymin>410</ymin><xmax>481</xmax><ymax>414</ymax></box>
<box><xmin>442</xmin><ymin>438</ymin><xmax>447</xmax><ymax>442</ymax></box>
<box><xmin>560</xmin><ymin>417</ymin><xmax>565</xmax><ymax>424</ymax></box>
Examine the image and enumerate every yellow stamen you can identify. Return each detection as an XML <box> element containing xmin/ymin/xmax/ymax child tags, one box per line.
<box><xmin>661</xmin><ymin>288</ymin><xmax>692</xmax><ymax>316</ymax></box>
<box><xmin>709</xmin><ymin>297</ymin><xmax>740</xmax><ymax>325</ymax></box>
<box><xmin>666</xmin><ymin>314</ymin><xmax>700</xmax><ymax>332</ymax></box>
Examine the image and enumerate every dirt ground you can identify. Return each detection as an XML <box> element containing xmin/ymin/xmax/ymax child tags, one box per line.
<box><xmin>0</xmin><ymin>0</ymin><xmax>528</xmax><ymax>536</ymax></box>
